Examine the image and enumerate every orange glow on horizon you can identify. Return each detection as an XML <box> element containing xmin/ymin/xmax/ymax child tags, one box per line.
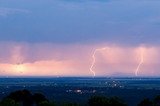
<box><xmin>13</xmin><ymin>64</ymin><xmax>26</xmax><ymax>74</ymax></box>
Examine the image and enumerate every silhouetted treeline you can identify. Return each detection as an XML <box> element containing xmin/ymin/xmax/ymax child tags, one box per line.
<box><xmin>1</xmin><ymin>89</ymin><xmax>160</xmax><ymax>106</ymax></box>
<box><xmin>138</xmin><ymin>95</ymin><xmax>160</xmax><ymax>106</ymax></box>
<box><xmin>0</xmin><ymin>90</ymin><xmax>54</xmax><ymax>106</ymax></box>
<box><xmin>88</xmin><ymin>96</ymin><xmax>127</xmax><ymax>106</ymax></box>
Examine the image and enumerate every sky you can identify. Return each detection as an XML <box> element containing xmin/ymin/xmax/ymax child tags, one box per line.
<box><xmin>0</xmin><ymin>0</ymin><xmax>160</xmax><ymax>77</ymax></box>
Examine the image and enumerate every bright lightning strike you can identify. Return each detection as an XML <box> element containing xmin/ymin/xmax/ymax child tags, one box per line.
<box><xmin>90</xmin><ymin>47</ymin><xmax>109</xmax><ymax>77</ymax></box>
<box><xmin>135</xmin><ymin>48</ymin><xmax>144</xmax><ymax>76</ymax></box>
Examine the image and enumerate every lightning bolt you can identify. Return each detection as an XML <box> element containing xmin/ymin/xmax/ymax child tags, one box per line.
<box><xmin>135</xmin><ymin>48</ymin><xmax>144</xmax><ymax>76</ymax></box>
<box><xmin>90</xmin><ymin>47</ymin><xmax>109</xmax><ymax>77</ymax></box>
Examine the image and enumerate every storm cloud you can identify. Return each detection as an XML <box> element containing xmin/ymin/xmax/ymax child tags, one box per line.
<box><xmin>0</xmin><ymin>0</ymin><xmax>160</xmax><ymax>45</ymax></box>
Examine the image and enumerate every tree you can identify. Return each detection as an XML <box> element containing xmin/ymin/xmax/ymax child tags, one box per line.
<box><xmin>154</xmin><ymin>95</ymin><xmax>160</xmax><ymax>106</ymax></box>
<box><xmin>38</xmin><ymin>101</ymin><xmax>55</xmax><ymax>106</ymax></box>
<box><xmin>62</xmin><ymin>102</ymin><xmax>79</xmax><ymax>106</ymax></box>
<box><xmin>7</xmin><ymin>89</ymin><xmax>33</xmax><ymax>106</ymax></box>
<box><xmin>138</xmin><ymin>98</ymin><xmax>153</xmax><ymax>106</ymax></box>
<box><xmin>109</xmin><ymin>97</ymin><xmax>127</xmax><ymax>106</ymax></box>
<box><xmin>0</xmin><ymin>98</ymin><xmax>20</xmax><ymax>106</ymax></box>
<box><xmin>33</xmin><ymin>93</ymin><xmax>48</xmax><ymax>105</ymax></box>
<box><xmin>5</xmin><ymin>89</ymin><xmax>51</xmax><ymax>106</ymax></box>
<box><xmin>88</xmin><ymin>96</ymin><xmax>109</xmax><ymax>106</ymax></box>
<box><xmin>88</xmin><ymin>96</ymin><xmax>127</xmax><ymax>106</ymax></box>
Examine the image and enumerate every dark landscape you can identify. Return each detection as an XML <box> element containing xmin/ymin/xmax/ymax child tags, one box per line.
<box><xmin>0</xmin><ymin>77</ymin><xmax>160</xmax><ymax>106</ymax></box>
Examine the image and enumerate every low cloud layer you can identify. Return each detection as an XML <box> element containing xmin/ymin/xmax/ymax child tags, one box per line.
<box><xmin>0</xmin><ymin>42</ymin><xmax>159</xmax><ymax>77</ymax></box>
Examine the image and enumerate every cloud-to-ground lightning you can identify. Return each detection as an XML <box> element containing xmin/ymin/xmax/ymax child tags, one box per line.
<box><xmin>90</xmin><ymin>47</ymin><xmax>109</xmax><ymax>77</ymax></box>
<box><xmin>135</xmin><ymin>48</ymin><xmax>144</xmax><ymax>76</ymax></box>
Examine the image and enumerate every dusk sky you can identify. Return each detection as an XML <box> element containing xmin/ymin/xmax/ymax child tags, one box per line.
<box><xmin>0</xmin><ymin>0</ymin><xmax>160</xmax><ymax>77</ymax></box>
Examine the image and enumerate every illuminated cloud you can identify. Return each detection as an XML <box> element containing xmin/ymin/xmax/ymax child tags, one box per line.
<box><xmin>0</xmin><ymin>42</ymin><xmax>159</xmax><ymax>77</ymax></box>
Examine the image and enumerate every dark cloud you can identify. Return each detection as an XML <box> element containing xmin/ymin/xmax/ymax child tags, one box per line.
<box><xmin>0</xmin><ymin>0</ymin><xmax>160</xmax><ymax>46</ymax></box>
